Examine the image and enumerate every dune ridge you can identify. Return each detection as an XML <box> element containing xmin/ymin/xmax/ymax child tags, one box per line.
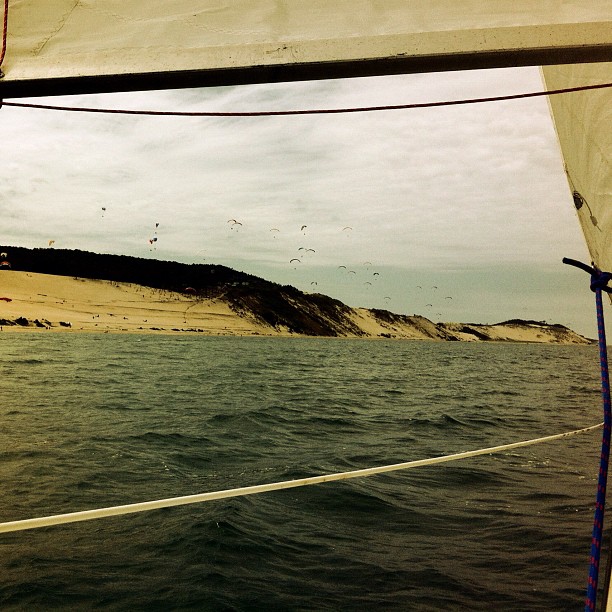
<box><xmin>0</xmin><ymin>271</ymin><xmax>593</xmax><ymax>344</ymax></box>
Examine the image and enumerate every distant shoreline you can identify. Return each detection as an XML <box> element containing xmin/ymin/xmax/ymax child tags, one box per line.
<box><xmin>0</xmin><ymin>271</ymin><xmax>594</xmax><ymax>344</ymax></box>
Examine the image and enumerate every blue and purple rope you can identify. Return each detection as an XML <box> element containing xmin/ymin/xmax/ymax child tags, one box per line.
<box><xmin>563</xmin><ymin>257</ymin><xmax>612</xmax><ymax>611</ymax></box>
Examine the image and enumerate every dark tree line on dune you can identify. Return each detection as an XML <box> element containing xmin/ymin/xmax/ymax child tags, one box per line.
<box><xmin>0</xmin><ymin>246</ymin><xmax>360</xmax><ymax>336</ymax></box>
<box><xmin>2</xmin><ymin>246</ymin><xmax>255</xmax><ymax>293</ymax></box>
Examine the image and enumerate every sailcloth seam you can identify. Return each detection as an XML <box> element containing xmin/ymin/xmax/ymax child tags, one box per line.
<box><xmin>0</xmin><ymin>0</ymin><xmax>8</xmax><ymax>71</ymax></box>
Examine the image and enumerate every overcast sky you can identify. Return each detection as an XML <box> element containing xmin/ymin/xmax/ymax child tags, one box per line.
<box><xmin>0</xmin><ymin>66</ymin><xmax>600</xmax><ymax>337</ymax></box>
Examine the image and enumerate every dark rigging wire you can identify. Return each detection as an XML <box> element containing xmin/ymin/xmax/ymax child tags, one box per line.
<box><xmin>2</xmin><ymin>82</ymin><xmax>612</xmax><ymax>117</ymax></box>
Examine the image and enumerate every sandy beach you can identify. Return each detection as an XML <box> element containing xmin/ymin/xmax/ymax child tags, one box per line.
<box><xmin>0</xmin><ymin>270</ymin><xmax>592</xmax><ymax>343</ymax></box>
<box><xmin>0</xmin><ymin>271</ymin><xmax>276</xmax><ymax>335</ymax></box>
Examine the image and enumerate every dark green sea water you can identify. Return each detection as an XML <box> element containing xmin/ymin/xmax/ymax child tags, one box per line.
<box><xmin>0</xmin><ymin>335</ymin><xmax>607</xmax><ymax>610</ymax></box>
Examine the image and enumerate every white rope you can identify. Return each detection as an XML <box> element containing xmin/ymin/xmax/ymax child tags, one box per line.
<box><xmin>0</xmin><ymin>422</ymin><xmax>602</xmax><ymax>534</ymax></box>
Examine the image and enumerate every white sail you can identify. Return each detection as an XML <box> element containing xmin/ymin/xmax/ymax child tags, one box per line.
<box><xmin>1</xmin><ymin>1</ymin><xmax>610</xmax><ymax>97</ymax></box>
<box><xmin>542</xmin><ymin>63</ymin><xmax>612</xmax><ymax>273</ymax></box>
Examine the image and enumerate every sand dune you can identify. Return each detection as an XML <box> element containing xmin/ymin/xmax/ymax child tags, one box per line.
<box><xmin>0</xmin><ymin>271</ymin><xmax>275</xmax><ymax>335</ymax></box>
<box><xmin>0</xmin><ymin>271</ymin><xmax>593</xmax><ymax>344</ymax></box>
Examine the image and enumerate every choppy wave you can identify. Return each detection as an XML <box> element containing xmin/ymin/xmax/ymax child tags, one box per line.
<box><xmin>0</xmin><ymin>335</ymin><xmax>605</xmax><ymax>610</ymax></box>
